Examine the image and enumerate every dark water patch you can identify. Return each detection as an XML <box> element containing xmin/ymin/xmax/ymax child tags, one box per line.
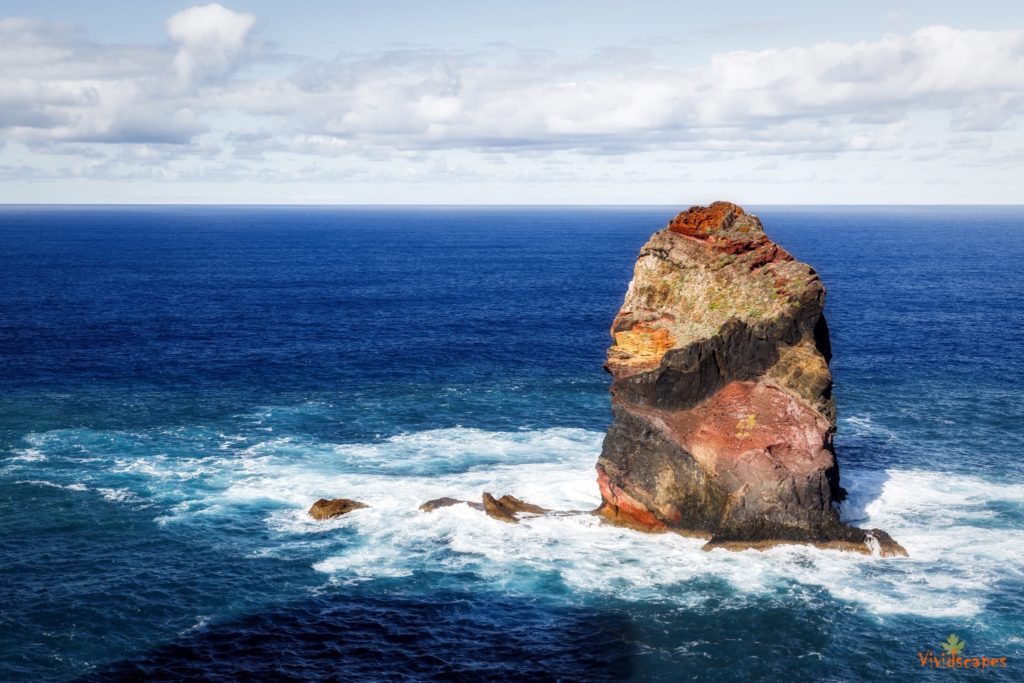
<box><xmin>0</xmin><ymin>484</ymin><xmax>326</xmax><ymax>683</ymax></box>
<box><xmin>80</xmin><ymin>589</ymin><xmax>635</xmax><ymax>682</ymax></box>
<box><xmin>2</xmin><ymin>206</ymin><xmax>1024</xmax><ymax>680</ymax></box>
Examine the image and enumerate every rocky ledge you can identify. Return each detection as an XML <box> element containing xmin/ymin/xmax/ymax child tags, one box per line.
<box><xmin>596</xmin><ymin>202</ymin><xmax>906</xmax><ymax>556</ymax></box>
<box><xmin>308</xmin><ymin>498</ymin><xmax>368</xmax><ymax>520</ymax></box>
<box><xmin>419</xmin><ymin>493</ymin><xmax>548</xmax><ymax>523</ymax></box>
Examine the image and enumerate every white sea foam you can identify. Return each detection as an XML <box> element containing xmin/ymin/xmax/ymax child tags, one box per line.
<box><xmin>96</xmin><ymin>487</ymin><xmax>146</xmax><ymax>504</ymax></box>
<box><xmin>15</xmin><ymin>479</ymin><xmax>88</xmax><ymax>492</ymax></box>
<box><xmin>297</xmin><ymin>434</ymin><xmax>1024</xmax><ymax>619</ymax></box>
<box><xmin>842</xmin><ymin>414</ymin><xmax>899</xmax><ymax>441</ymax></box>
<box><xmin>11</xmin><ymin>424</ymin><xmax>1024</xmax><ymax>619</ymax></box>
<box><xmin>182</xmin><ymin>616</ymin><xmax>210</xmax><ymax>634</ymax></box>
<box><xmin>10</xmin><ymin>448</ymin><xmax>47</xmax><ymax>462</ymax></box>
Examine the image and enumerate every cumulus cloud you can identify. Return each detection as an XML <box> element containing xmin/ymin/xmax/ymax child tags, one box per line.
<box><xmin>700</xmin><ymin>27</ymin><xmax>1024</xmax><ymax>123</ymax></box>
<box><xmin>1</xmin><ymin>8</ymin><xmax>1023</xmax><ymax>197</ymax></box>
<box><xmin>194</xmin><ymin>25</ymin><xmax>1024</xmax><ymax>159</ymax></box>
<box><xmin>167</xmin><ymin>3</ymin><xmax>255</xmax><ymax>86</ymax></box>
<box><xmin>291</xmin><ymin>26</ymin><xmax>1024</xmax><ymax>150</ymax></box>
<box><xmin>0</xmin><ymin>4</ymin><xmax>260</xmax><ymax>144</ymax></box>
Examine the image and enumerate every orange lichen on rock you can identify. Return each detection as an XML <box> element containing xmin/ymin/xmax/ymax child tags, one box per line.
<box><xmin>669</xmin><ymin>201</ymin><xmax>746</xmax><ymax>239</ymax></box>
<box><xmin>611</xmin><ymin>323</ymin><xmax>675</xmax><ymax>366</ymax></box>
<box><xmin>669</xmin><ymin>201</ymin><xmax>794</xmax><ymax>271</ymax></box>
<box><xmin>596</xmin><ymin>201</ymin><xmax>906</xmax><ymax>555</ymax></box>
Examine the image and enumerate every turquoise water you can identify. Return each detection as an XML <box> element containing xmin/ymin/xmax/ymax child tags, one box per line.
<box><xmin>1</xmin><ymin>206</ymin><xmax>1022</xmax><ymax>680</ymax></box>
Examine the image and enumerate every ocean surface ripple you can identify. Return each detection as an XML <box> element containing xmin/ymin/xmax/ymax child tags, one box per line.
<box><xmin>1</xmin><ymin>206</ymin><xmax>1022</xmax><ymax>681</ymax></box>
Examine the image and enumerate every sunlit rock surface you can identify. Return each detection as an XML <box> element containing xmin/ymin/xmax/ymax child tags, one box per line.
<box><xmin>597</xmin><ymin>202</ymin><xmax>905</xmax><ymax>556</ymax></box>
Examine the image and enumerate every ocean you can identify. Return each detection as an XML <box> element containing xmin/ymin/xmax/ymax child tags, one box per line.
<box><xmin>1</xmin><ymin>206</ymin><xmax>1022</xmax><ymax>681</ymax></box>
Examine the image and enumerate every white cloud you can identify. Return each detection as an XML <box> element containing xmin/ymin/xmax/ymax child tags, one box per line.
<box><xmin>0</xmin><ymin>4</ymin><xmax>258</xmax><ymax>144</ymax></box>
<box><xmin>0</xmin><ymin>9</ymin><xmax>1023</xmax><ymax>201</ymax></box>
<box><xmin>167</xmin><ymin>3</ymin><xmax>256</xmax><ymax>86</ymax></box>
<box><xmin>221</xmin><ymin>25</ymin><xmax>1021</xmax><ymax>156</ymax></box>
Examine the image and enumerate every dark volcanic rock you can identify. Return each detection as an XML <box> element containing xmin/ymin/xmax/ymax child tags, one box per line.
<box><xmin>597</xmin><ymin>202</ymin><xmax>906</xmax><ymax>557</ymax></box>
<box><xmin>308</xmin><ymin>498</ymin><xmax>368</xmax><ymax>520</ymax></box>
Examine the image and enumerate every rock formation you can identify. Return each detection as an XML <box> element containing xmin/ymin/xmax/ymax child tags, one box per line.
<box><xmin>419</xmin><ymin>497</ymin><xmax>470</xmax><ymax>513</ymax></box>
<box><xmin>417</xmin><ymin>493</ymin><xmax>548</xmax><ymax>522</ymax></box>
<box><xmin>482</xmin><ymin>493</ymin><xmax>548</xmax><ymax>523</ymax></box>
<box><xmin>596</xmin><ymin>202</ymin><xmax>905</xmax><ymax>556</ymax></box>
<box><xmin>308</xmin><ymin>498</ymin><xmax>368</xmax><ymax>520</ymax></box>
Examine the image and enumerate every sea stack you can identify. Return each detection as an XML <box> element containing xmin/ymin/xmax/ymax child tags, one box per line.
<box><xmin>596</xmin><ymin>202</ymin><xmax>905</xmax><ymax>556</ymax></box>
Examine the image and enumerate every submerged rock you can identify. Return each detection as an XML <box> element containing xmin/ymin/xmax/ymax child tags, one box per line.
<box><xmin>419</xmin><ymin>497</ymin><xmax>484</xmax><ymax>512</ymax></box>
<box><xmin>482</xmin><ymin>493</ymin><xmax>548</xmax><ymax>523</ymax></box>
<box><xmin>308</xmin><ymin>498</ymin><xmax>368</xmax><ymax>520</ymax></box>
<box><xmin>597</xmin><ymin>202</ymin><xmax>906</xmax><ymax>556</ymax></box>
<box><xmin>419</xmin><ymin>497</ymin><xmax>466</xmax><ymax>512</ymax></box>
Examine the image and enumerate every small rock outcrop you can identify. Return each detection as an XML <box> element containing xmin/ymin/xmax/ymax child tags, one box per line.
<box><xmin>308</xmin><ymin>498</ymin><xmax>368</xmax><ymax>520</ymax></box>
<box><xmin>417</xmin><ymin>494</ymin><xmax>549</xmax><ymax>519</ymax></box>
<box><xmin>481</xmin><ymin>493</ymin><xmax>548</xmax><ymax>524</ymax></box>
<box><xmin>419</xmin><ymin>497</ymin><xmax>468</xmax><ymax>512</ymax></box>
<box><xmin>597</xmin><ymin>202</ymin><xmax>905</xmax><ymax>556</ymax></box>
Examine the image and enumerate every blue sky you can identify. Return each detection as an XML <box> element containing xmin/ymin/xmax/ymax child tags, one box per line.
<box><xmin>1</xmin><ymin>1</ymin><xmax>1023</xmax><ymax>203</ymax></box>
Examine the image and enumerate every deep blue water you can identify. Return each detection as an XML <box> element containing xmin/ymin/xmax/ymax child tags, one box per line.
<box><xmin>1</xmin><ymin>206</ymin><xmax>1022</xmax><ymax>681</ymax></box>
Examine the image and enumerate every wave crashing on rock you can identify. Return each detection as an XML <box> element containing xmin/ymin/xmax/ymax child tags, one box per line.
<box><xmin>597</xmin><ymin>202</ymin><xmax>906</xmax><ymax>556</ymax></box>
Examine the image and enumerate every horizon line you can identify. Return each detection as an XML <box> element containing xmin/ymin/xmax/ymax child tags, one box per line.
<box><xmin>2</xmin><ymin>203</ymin><xmax>1023</xmax><ymax>208</ymax></box>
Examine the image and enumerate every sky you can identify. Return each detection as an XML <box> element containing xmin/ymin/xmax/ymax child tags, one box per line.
<box><xmin>1</xmin><ymin>1</ymin><xmax>1023</xmax><ymax>204</ymax></box>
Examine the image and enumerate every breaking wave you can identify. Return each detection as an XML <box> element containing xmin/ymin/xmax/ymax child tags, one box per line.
<box><xmin>6</xmin><ymin>423</ymin><xmax>1024</xmax><ymax>620</ymax></box>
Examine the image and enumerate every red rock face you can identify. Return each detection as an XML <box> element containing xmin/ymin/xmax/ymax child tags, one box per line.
<box><xmin>597</xmin><ymin>202</ymin><xmax>906</xmax><ymax>556</ymax></box>
<box><xmin>668</xmin><ymin>201</ymin><xmax>745</xmax><ymax>239</ymax></box>
<box><xmin>669</xmin><ymin>381</ymin><xmax>834</xmax><ymax>482</ymax></box>
<box><xmin>596</xmin><ymin>467</ymin><xmax>668</xmax><ymax>531</ymax></box>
